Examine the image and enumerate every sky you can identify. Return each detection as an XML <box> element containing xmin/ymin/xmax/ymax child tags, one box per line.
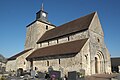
<box><xmin>0</xmin><ymin>0</ymin><xmax>120</xmax><ymax>58</ymax></box>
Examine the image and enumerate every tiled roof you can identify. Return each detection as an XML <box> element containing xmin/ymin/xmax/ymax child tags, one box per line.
<box><xmin>27</xmin><ymin>38</ymin><xmax>88</xmax><ymax>60</ymax></box>
<box><xmin>37</xmin><ymin>12</ymin><xmax>95</xmax><ymax>43</ymax></box>
<box><xmin>8</xmin><ymin>48</ymin><xmax>32</xmax><ymax>60</ymax></box>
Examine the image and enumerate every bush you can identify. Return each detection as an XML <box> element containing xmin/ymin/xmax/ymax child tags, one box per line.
<box><xmin>0</xmin><ymin>76</ymin><xmax>6</xmax><ymax>80</ymax></box>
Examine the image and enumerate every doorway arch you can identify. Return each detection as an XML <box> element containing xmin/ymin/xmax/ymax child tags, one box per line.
<box><xmin>95</xmin><ymin>51</ymin><xmax>105</xmax><ymax>74</ymax></box>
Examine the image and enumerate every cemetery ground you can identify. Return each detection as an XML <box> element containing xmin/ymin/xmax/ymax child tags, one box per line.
<box><xmin>0</xmin><ymin>71</ymin><xmax>120</xmax><ymax>80</ymax></box>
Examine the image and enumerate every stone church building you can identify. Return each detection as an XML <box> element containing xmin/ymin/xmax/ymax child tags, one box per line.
<box><xmin>6</xmin><ymin>5</ymin><xmax>111</xmax><ymax>75</ymax></box>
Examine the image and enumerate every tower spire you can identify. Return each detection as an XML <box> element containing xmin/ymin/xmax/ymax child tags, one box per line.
<box><xmin>41</xmin><ymin>3</ymin><xmax>44</xmax><ymax>11</ymax></box>
<box><xmin>36</xmin><ymin>2</ymin><xmax>49</xmax><ymax>23</ymax></box>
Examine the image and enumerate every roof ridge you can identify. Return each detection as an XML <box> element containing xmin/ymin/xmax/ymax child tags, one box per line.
<box><xmin>58</xmin><ymin>12</ymin><xmax>96</xmax><ymax>27</ymax></box>
<box><xmin>8</xmin><ymin>48</ymin><xmax>32</xmax><ymax>60</ymax></box>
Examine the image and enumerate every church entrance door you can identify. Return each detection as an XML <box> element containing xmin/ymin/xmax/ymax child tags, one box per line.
<box><xmin>95</xmin><ymin>51</ymin><xmax>105</xmax><ymax>74</ymax></box>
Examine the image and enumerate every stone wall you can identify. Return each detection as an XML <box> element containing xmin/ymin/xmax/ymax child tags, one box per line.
<box><xmin>58</xmin><ymin>37</ymin><xmax>68</xmax><ymax>44</ymax></box>
<box><xmin>6</xmin><ymin>49</ymin><xmax>33</xmax><ymax>72</ymax></box>
<box><xmin>6</xmin><ymin>60</ymin><xmax>16</xmax><ymax>71</ymax></box>
<box><xmin>41</xmin><ymin>42</ymin><xmax>49</xmax><ymax>47</ymax></box>
<box><xmin>25</xmin><ymin>21</ymin><xmax>55</xmax><ymax>50</ymax></box>
<box><xmin>16</xmin><ymin>49</ymin><xmax>33</xmax><ymax>71</ymax></box>
<box><xmin>69</xmin><ymin>31</ymin><xmax>89</xmax><ymax>41</ymax></box>
<box><xmin>33</xmin><ymin>59</ymin><xmax>60</xmax><ymax>72</ymax></box>
<box><xmin>49</xmin><ymin>40</ymin><xmax>58</xmax><ymax>46</ymax></box>
<box><xmin>89</xmin><ymin>30</ymin><xmax>106</xmax><ymax>74</ymax></box>
<box><xmin>88</xmin><ymin>12</ymin><xmax>111</xmax><ymax>74</ymax></box>
<box><xmin>33</xmin><ymin>60</ymin><xmax>48</xmax><ymax>72</ymax></box>
<box><xmin>58</xmin><ymin>40</ymin><xmax>90</xmax><ymax>75</ymax></box>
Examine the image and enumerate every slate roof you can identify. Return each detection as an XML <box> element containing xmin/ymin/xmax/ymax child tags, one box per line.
<box><xmin>27</xmin><ymin>38</ymin><xmax>88</xmax><ymax>60</ymax></box>
<box><xmin>37</xmin><ymin>12</ymin><xmax>95</xmax><ymax>43</ymax></box>
<box><xmin>8</xmin><ymin>48</ymin><xmax>32</xmax><ymax>60</ymax></box>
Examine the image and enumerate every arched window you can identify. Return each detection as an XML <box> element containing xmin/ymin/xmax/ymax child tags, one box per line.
<box><xmin>97</xmin><ymin>38</ymin><xmax>100</xmax><ymax>43</ymax></box>
<box><xmin>85</xmin><ymin>55</ymin><xmax>88</xmax><ymax>64</ymax></box>
<box><xmin>46</xmin><ymin>25</ymin><xmax>48</xmax><ymax>30</ymax></box>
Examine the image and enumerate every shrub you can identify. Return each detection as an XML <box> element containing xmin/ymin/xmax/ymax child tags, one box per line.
<box><xmin>0</xmin><ymin>76</ymin><xmax>6</xmax><ymax>80</ymax></box>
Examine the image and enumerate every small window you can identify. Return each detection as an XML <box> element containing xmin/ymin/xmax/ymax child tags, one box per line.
<box><xmin>97</xmin><ymin>38</ymin><xmax>100</xmax><ymax>43</ymax></box>
<box><xmin>57</xmin><ymin>39</ymin><xmax>59</xmax><ymax>43</ymax></box>
<box><xmin>85</xmin><ymin>55</ymin><xmax>87</xmax><ymax>60</ymax></box>
<box><xmin>47</xmin><ymin>61</ymin><xmax>49</xmax><ymax>66</ymax></box>
<box><xmin>24</xmin><ymin>61</ymin><xmax>25</xmax><ymax>65</ymax></box>
<box><xmin>46</xmin><ymin>25</ymin><xmax>48</xmax><ymax>30</ymax></box>
<box><xmin>48</xmin><ymin>41</ymin><xmax>49</xmax><ymax>45</ymax></box>
<box><xmin>68</xmin><ymin>36</ymin><xmax>70</xmax><ymax>41</ymax></box>
<box><xmin>35</xmin><ymin>67</ymin><xmax>37</xmax><ymax>70</ymax></box>
<box><xmin>59</xmin><ymin>59</ymin><xmax>60</xmax><ymax>64</ymax></box>
<box><xmin>85</xmin><ymin>55</ymin><xmax>88</xmax><ymax>64</ymax></box>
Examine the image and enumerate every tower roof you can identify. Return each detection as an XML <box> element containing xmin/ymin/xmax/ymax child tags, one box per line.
<box><xmin>36</xmin><ymin>3</ymin><xmax>49</xmax><ymax>23</ymax></box>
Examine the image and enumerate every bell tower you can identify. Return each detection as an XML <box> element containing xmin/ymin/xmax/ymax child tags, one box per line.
<box><xmin>36</xmin><ymin>3</ymin><xmax>48</xmax><ymax>23</ymax></box>
<box><xmin>25</xmin><ymin>3</ymin><xmax>55</xmax><ymax>50</ymax></box>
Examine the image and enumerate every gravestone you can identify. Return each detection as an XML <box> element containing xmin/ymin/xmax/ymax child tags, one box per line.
<box><xmin>48</xmin><ymin>66</ymin><xmax>53</xmax><ymax>73</ymax></box>
<box><xmin>49</xmin><ymin>71</ymin><xmax>61</xmax><ymax>79</ymax></box>
<box><xmin>79</xmin><ymin>69</ymin><xmax>85</xmax><ymax>77</ymax></box>
<box><xmin>2</xmin><ymin>67</ymin><xmax>6</xmax><ymax>72</ymax></box>
<box><xmin>31</xmin><ymin>70</ymin><xmax>36</xmax><ymax>78</ymax></box>
<box><xmin>117</xmin><ymin>74</ymin><xmax>120</xmax><ymax>80</ymax></box>
<box><xmin>37</xmin><ymin>72</ymin><xmax>45</xmax><ymax>78</ymax></box>
<box><xmin>68</xmin><ymin>71</ymin><xmax>78</xmax><ymax>80</ymax></box>
<box><xmin>68</xmin><ymin>71</ymin><xmax>84</xmax><ymax>80</ymax></box>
